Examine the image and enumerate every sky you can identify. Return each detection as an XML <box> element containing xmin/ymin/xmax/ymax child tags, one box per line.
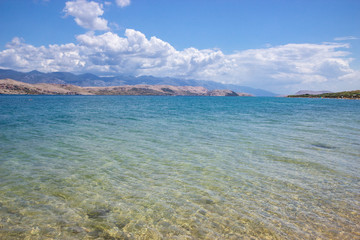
<box><xmin>0</xmin><ymin>0</ymin><xmax>359</xmax><ymax>94</ymax></box>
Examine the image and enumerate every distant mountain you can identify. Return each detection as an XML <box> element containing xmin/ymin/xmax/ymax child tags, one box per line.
<box><xmin>0</xmin><ymin>69</ymin><xmax>277</xmax><ymax>96</ymax></box>
<box><xmin>293</xmin><ymin>90</ymin><xmax>333</xmax><ymax>95</ymax></box>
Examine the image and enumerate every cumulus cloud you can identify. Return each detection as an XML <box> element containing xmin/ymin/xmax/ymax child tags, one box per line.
<box><xmin>0</xmin><ymin>37</ymin><xmax>85</xmax><ymax>73</ymax></box>
<box><xmin>0</xmin><ymin>29</ymin><xmax>358</xmax><ymax>93</ymax></box>
<box><xmin>63</xmin><ymin>0</ymin><xmax>109</xmax><ymax>31</ymax></box>
<box><xmin>219</xmin><ymin>43</ymin><xmax>354</xmax><ymax>91</ymax></box>
<box><xmin>115</xmin><ymin>0</ymin><xmax>131</xmax><ymax>8</ymax></box>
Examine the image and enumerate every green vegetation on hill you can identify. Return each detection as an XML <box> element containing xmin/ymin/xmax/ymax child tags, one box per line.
<box><xmin>288</xmin><ymin>90</ymin><xmax>360</xmax><ymax>99</ymax></box>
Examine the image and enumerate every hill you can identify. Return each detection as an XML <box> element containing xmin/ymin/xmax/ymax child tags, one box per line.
<box><xmin>288</xmin><ymin>90</ymin><xmax>360</xmax><ymax>99</ymax></box>
<box><xmin>0</xmin><ymin>69</ymin><xmax>276</xmax><ymax>96</ymax></box>
<box><xmin>293</xmin><ymin>90</ymin><xmax>332</xmax><ymax>95</ymax></box>
<box><xmin>0</xmin><ymin>79</ymin><xmax>252</xmax><ymax>96</ymax></box>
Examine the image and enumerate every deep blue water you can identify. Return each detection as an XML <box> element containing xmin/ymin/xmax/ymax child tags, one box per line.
<box><xmin>0</xmin><ymin>96</ymin><xmax>359</xmax><ymax>239</ymax></box>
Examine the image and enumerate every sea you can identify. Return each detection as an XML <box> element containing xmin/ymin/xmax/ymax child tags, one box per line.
<box><xmin>0</xmin><ymin>95</ymin><xmax>359</xmax><ymax>239</ymax></box>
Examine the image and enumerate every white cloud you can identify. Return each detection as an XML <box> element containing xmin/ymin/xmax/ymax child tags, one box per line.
<box><xmin>334</xmin><ymin>36</ymin><xmax>358</xmax><ymax>41</ymax></box>
<box><xmin>115</xmin><ymin>0</ymin><xmax>130</xmax><ymax>8</ymax></box>
<box><xmin>0</xmin><ymin>37</ymin><xmax>85</xmax><ymax>72</ymax></box>
<box><xmin>0</xmin><ymin>30</ymin><xmax>358</xmax><ymax>94</ymax></box>
<box><xmin>63</xmin><ymin>0</ymin><xmax>109</xmax><ymax>31</ymax></box>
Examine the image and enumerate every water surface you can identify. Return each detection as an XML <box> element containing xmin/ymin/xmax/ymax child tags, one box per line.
<box><xmin>0</xmin><ymin>96</ymin><xmax>359</xmax><ymax>239</ymax></box>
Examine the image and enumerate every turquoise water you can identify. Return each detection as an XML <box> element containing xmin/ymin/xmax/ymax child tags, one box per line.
<box><xmin>0</xmin><ymin>96</ymin><xmax>359</xmax><ymax>239</ymax></box>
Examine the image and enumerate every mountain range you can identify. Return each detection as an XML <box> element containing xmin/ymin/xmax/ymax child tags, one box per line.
<box><xmin>293</xmin><ymin>90</ymin><xmax>333</xmax><ymax>95</ymax></box>
<box><xmin>0</xmin><ymin>69</ymin><xmax>276</xmax><ymax>96</ymax></box>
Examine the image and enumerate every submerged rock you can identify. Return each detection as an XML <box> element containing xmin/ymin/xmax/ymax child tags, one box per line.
<box><xmin>87</xmin><ymin>208</ymin><xmax>111</xmax><ymax>219</ymax></box>
<box><xmin>311</xmin><ymin>143</ymin><xmax>336</xmax><ymax>149</ymax></box>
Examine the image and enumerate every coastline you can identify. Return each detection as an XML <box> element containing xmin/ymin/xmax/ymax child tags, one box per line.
<box><xmin>0</xmin><ymin>78</ymin><xmax>252</xmax><ymax>97</ymax></box>
<box><xmin>287</xmin><ymin>90</ymin><xmax>360</xmax><ymax>100</ymax></box>
<box><xmin>288</xmin><ymin>96</ymin><xmax>360</xmax><ymax>100</ymax></box>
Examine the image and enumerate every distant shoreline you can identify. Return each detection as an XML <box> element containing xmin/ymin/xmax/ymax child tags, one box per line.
<box><xmin>0</xmin><ymin>78</ymin><xmax>252</xmax><ymax>97</ymax></box>
<box><xmin>287</xmin><ymin>90</ymin><xmax>360</xmax><ymax>100</ymax></box>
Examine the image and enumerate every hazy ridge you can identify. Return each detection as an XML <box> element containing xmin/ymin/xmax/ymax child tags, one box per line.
<box><xmin>0</xmin><ymin>69</ymin><xmax>276</xmax><ymax>96</ymax></box>
<box><xmin>293</xmin><ymin>90</ymin><xmax>333</xmax><ymax>95</ymax></box>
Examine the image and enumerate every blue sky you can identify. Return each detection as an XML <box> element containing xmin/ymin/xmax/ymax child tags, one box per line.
<box><xmin>0</xmin><ymin>0</ymin><xmax>359</xmax><ymax>94</ymax></box>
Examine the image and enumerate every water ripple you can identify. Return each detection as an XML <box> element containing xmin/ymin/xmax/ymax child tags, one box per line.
<box><xmin>0</xmin><ymin>96</ymin><xmax>359</xmax><ymax>239</ymax></box>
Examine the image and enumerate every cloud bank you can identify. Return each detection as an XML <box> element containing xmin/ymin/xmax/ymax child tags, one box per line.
<box><xmin>1</xmin><ymin>29</ymin><xmax>357</xmax><ymax>93</ymax></box>
<box><xmin>0</xmin><ymin>0</ymin><xmax>358</xmax><ymax>94</ymax></box>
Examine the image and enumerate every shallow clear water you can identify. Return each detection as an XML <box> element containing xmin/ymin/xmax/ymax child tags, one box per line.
<box><xmin>0</xmin><ymin>96</ymin><xmax>359</xmax><ymax>239</ymax></box>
